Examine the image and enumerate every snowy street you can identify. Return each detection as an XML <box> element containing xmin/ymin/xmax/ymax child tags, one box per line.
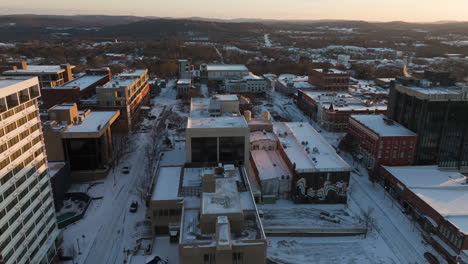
<box><xmin>61</xmin><ymin>81</ymin><xmax>182</xmax><ymax>264</ymax></box>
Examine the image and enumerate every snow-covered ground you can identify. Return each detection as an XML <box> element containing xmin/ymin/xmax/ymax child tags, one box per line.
<box><xmin>268</xmin><ymin>235</ymin><xmax>397</xmax><ymax>264</ymax></box>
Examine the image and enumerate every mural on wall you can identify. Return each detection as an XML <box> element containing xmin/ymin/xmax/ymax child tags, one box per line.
<box><xmin>294</xmin><ymin>173</ymin><xmax>348</xmax><ymax>203</ymax></box>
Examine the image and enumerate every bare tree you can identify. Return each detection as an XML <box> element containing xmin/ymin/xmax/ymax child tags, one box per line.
<box><xmin>361</xmin><ymin>207</ymin><xmax>376</xmax><ymax>237</ymax></box>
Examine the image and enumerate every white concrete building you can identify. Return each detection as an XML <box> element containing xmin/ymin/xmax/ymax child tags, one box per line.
<box><xmin>202</xmin><ymin>64</ymin><xmax>249</xmax><ymax>81</ymax></box>
<box><xmin>0</xmin><ymin>77</ymin><xmax>61</xmax><ymax>264</ymax></box>
<box><xmin>186</xmin><ymin>95</ymin><xmax>250</xmax><ymax>166</ymax></box>
<box><xmin>223</xmin><ymin>72</ymin><xmax>268</xmax><ymax>94</ymax></box>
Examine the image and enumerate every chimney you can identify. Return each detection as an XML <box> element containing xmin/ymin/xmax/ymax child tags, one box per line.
<box><xmin>244</xmin><ymin>110</ymin><xmax>252</xmax><ymax>122</ymax></box>
<box><xmin>60</xmin><ymin>64</ymin><xmax>73</xmax><ymax>82</ymax></box>
<box><xmin>261</xmin><ymin>111</ymin><xmax>271</xmax><ymax>121</ymax></box>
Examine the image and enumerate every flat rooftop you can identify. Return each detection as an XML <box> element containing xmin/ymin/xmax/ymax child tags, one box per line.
<box><xmin>177</xmin><ymin>79</ymin><xmax>192</xmax><ymax>85</ymax></box>
<box><xmin>250</xmin><ymin>131</ymin><xmax>276</xmax><ymax>143</ymax></box>
<box><xmin>213</xmin><ymin>94</ymin><xmax>238</xmax><ymax>101</ymax></box>
<box><xmin>4</xmin><ymin>64</ymin><xmax>75</xmax><ymax>74</ymax></box>
<box><xmin>351</xmin><ymin>115</ymin><xmax>416</xmax><ymax>137</ymax></box>
<box><xmin>152</xmin><ymin>166</ymin><xmax>182</xmax><ymax>201</ymax></box>
<box><xmin>188</xmin><ymin>97</ymin><xmax>247</xmax><ymax>129</ymax></box>
<box><xmin>313</xmin><ymin>68</ymin><xmax>348</xmax><ymax>74</ymax></box>
<box><xmin>188</xmin><ymin>116</ymin><xmax>247</xmax><ymax>129</ymax></box>
<box><xmin>55</xmin><ymin>75</ymin><xmax>107</xmax><ymax>91</ymax></box>
<box><xmin>384</xmin><ymin>165</ymin><xmax>468</xmax><ymax>233</ymax></box>
<box><xmin>0</xmin><ymin>76</ymin><xmax>35</xmax><ymax>90</ymax></box>
<box><xmin>273</xmin><ymin>122</ymin><xmax>351</xmax><ymax>173</ymax></box>
<box><xmin>64</xmin><ymin>111</ymin><xmax>119</xmax><ymax>134</ymax></box>
<box><xmin>201</xmin><ymin>177</ymin><xmax>242</xmax><ymax>215</ymax></box>
<box><xmin>207</xmin><ymin>64</ymin><xmax>248</xmax><ymax>71</ymax></box>
<box><xmin>302</xmin><ymin>91</ymin><xmax>387</xmax><ymax>111</ymax></box>
<box><xmin>396</xmin><ymin>83</ymin><xmax>467</xmax><ymax>101</ymax></box>
<box><xmin>101</xmin><ymin>69</ymin><xmax>146</xmax><ymax>89</ymax></box>
<box><xmin>251</xmin><ymin>150</ymin><xmax>291</xmax><ymax>181</ymax></box>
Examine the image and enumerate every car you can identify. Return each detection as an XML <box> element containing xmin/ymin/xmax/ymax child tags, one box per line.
<box><xmin>129</xmin><ymin>200</ymin><xmax>138</xmax><ymax>213</ymax></box>
<box><xmin>423</xmin><ymin>252</ymin><xmax>439</xmax><ymax>264</ymax></box>
<box><xmin>122</xmin><ymin>166</ymin><xmax>131</xmax><ymax>174</ymax></box>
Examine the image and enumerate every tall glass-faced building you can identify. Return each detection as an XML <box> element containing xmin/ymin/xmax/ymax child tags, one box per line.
<box><xmin>387</xmin><ymin>77</ymin><xmax>468</xmax><ymax>172</ymax></box>
<box><xmin>0</xmin><ymin>77</ymin><xmax>60</xmax><ymax>264</ymax></box>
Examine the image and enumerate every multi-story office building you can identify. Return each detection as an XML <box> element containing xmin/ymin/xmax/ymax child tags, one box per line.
<box><xmin>186</xmin><ymin>95</ymin><xmax>250</xmax><ymax>166</ymax></box>
<box><xmin>2</xmin><ymin>61</ymin><xmax>75</xmax><ymax>88</ymax></box>
<box><xmin>95</xmin><ymin>69</ymin><xmax>150</xmax><ymax>132</ymax></box>
<box><xmin>308</xmin><ymin>68</ymin><xmax>350</xmax><ymax>91</ymax></box>
<box><xmin>40</xmin><ymin>67</ymin><xmax>111</xmax><ymax>109</ymax></box>
<box><xmin>42</xmin><ymin>103</ymin><xmax>119</xmax><ymax>182</ymax></box>
<box><xmin>0</xmin><ymin>77</ymin><xmax>61</xmax><ymax>264</ymax></box>
<box><xmin>200</xmin><ymin>64</ymin><xmax>249</xmax><ymax>82</ymax></box>
<box><xmin>387</xmin><ymin>74</ymin><xmax>468</xmax><ymax>172</ymax></box>
<box><xmin>223</xmin><ymin>72</ymin><xmax>268</xmax><ymax>94</ymax></box>
<box><xmin>178</xmin><ymin>59</ymin><xmax>193</xmax><ymax>79</ymax></box>
<box><xmin>297</xmin><ymin>90</ymin><xmax>387</xmax><ymax>132</ymax></box>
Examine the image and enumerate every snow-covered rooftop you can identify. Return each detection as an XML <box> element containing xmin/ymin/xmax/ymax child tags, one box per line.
<box><xmin>177</xmin><ymin>79</ymin><xmax>192</xmax><ymax>85</ymax></box>
<box><xmin>0</xmin><ymin>76</ymin><xmax>35</xmax><ymax>91</ymax></box>
<box><xmin>64</xmin><ymin>111</ymin><xmax>119</xmax><ymax>133</ymax></box>
<box><xmin>213</xmin><ymin>94</ymin><xmax>238</xmax><ymax>101</ymax></box>
<box><xmin>351</xmin><ymin>115</ymin><xmax>416</xmax><ymax>137</ymax></box>
<box><xmin>251</xmin><ymin>150</ymin><xmax>291</xmax><ymax>181</ymax></box>
<box><xmin>243</xmin><ymin>72</ymin><xmax>263</xmax><ymax>80</ymax></box>
<box><xmin>188</xmin><ymin>116</ymin><xmax>247</xmax><ymax>129</ymax></box>
<box><xmin>273</xmin><ymin>122</ymin><xmax>351</xmax><ymax>173</ymax></box>
<box><xmin>57</xmin><ymin>75</ymin><xmax>107</xmax><ymax>91</ymax></box>
<box><xmin>202</xmin><ymin>177</ymin><xmax>242</xmax><ymax>215</ymax></box>
<box><xmin>4</xmin><ymin>64</ymin><xmax>75</xmax><ymax>74</ymax></box>
<box><xmin>302</xmin><ymin>91</ymin><xmax>387</xmax><ymax>112</ymax></box>
<box><xmin>188</xmin><ymin>97</ymin><xmax>247</xmax><ymax>129</ymax></box>
<box><xmin>151</xmin><ymin>166</ymin><xmax>182</xmax><ymax>201</ymax></box>
<box><xmin>250</xmin><ymin>131</ymin><xmax>276</xmax><ymax>143</ymax></box>
<box><xmin>207</xmin><ymin>64</ymin><xmax>248</xmax><ymax>71</ymax></box>
<box><xmin>101</xmin><ymin>69</ymin><xmax>146</xmax><ymax>89</ymax></box>
<box><xmin>384</xmin><ymin>165</ymin><xmax>468</xmax><ymax>233</ymax></box>
<box><xmin>383</xmin><ymin>165</ymin><xmax>466</xmax><ymax>189</ymax></box>
<box><xmin>313</xmin><ymin>68</ymin><xmax>348</xmax><ymax>74</ymax></box>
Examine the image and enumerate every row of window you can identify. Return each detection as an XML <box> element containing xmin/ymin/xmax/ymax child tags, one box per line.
<box><xmin>1</xmin><ymin>184</ymin><xmax>54</xmax><ymax>264</ymax></box>
<box><xmin>4</xmin><ymin>200</ymin><xmax>56</xmax><ymax>264</ymax></box>
<box><xmin>0</xmin><ymin>135</ymin><xmax>43</xmax><ymax>172</ymax></box>
<box><xmin>203</xmin><ymin>252</ymin><xmax>243</xmax><ymax>264</ymax></box>
<box><xmin>439</xmin><ymin>224</ymin><xmax>463</xmax><ymax>250</ymax></box>
<box><xmin>377</xmin><ymin>150</ymin><xmax>413</xmax><ymax>160</ymax></box>
<box><xmin>0</xmin><ymin>97</ymin><xmax>35</xmax><ymax>120</ymax></box>
<box><xmin>153</xmin><ymin>208</ymin><xmax>182</xmax><ymax>217</ymax></box>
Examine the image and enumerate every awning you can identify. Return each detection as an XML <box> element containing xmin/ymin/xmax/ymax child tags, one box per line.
<box><xmin>169</xmin><ymin>230</ymin><xmax>179</xmax><ymax>237</ymax></box>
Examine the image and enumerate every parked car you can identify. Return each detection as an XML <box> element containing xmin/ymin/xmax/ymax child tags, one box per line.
<box><xmin>423</xmin><ymin>252</ymin><xmax>439</xmax><ymax>264</ymax></box>
<box><xmin>129</xmin><ymin>200</ymin><xmax>138</xmax><ymax>213</ymax></box>
<box><xmin>122</xmin><ymin>166</ymin><xmax>131</xmax><ymax>174</ymax></box>
<box><xmin>319</xmin><ymin>211</ymin><xmax>341</xmax><ymax>223</ymax></box>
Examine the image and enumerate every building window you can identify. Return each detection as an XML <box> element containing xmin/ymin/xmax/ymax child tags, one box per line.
<box><xmin>203</xmin><ymin>253</ymin><xmax>215</xmax><ymax>264</ymax></box>
<box><xmin>232</xmin><ymin>252</ymin><xmax>243</xmax><ymax>264</ymax></box>
<box><xmin>400</xmin><ymin>151</ymin><xmax>405</xmax><ymax>158</ymax></box>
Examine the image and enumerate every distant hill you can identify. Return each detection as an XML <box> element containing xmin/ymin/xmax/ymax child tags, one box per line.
<box><xmin>0</xmin><ymin>14</ymin><xmax>468</xmax><ymax>41</ymax></box>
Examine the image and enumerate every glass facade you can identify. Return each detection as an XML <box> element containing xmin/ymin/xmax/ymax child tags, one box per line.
<box><xmin>219</xmin><ymin>137</ymin><xmax>245</xmax><ymax>165</ymax></box>
<box><xmin>65</xmin><ymin>138</ymin><xmax>102</xmax><ymax>170</ymax></box>
<box><xmin>191</xmin><ymin>137</ymin><xmax>217</xmax><ymax>163</ymax></box>
<box><xmin>191</xmin><ymin>136</ymin><xmax>245</xmax><ymax>165</ymax></box>
<box><xmin>388</xmin><ymin>88</ymin><xmax>468</xmax><ymax>169</ymax></box>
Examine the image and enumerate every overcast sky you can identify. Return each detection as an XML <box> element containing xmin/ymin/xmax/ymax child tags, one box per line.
<box><xmin>1</xmin><ymin>0</ymin><xmax>468</xmax><ymax>22</ymax></box>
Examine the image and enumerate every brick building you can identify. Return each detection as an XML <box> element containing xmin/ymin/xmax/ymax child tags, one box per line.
<box><xmin>2</xmin><ymin>61</ymin><xmax>75</xmax><ymax>88</ymax></box>
<box><xmin>348</xmin><ymin>115</ymin><xmax>417</xmax><ymax>171</ymax></box>
<box><xmin>40</xmin><ymin>68</ymin><xmax>111</xmax><ymax>109</ymax></box>
<box><xmin>297</xmin><ymin>90</ymin><xmax>387</xmax><ymax>132</ymax></box>
<box><xmin>380</xmin><ymin>165</ymin><xmax>468</xmax><ymax>263</ymax></box>
<box><xmin>308</xmin><ymin>68</ymin><xmax>350</xmax><ymax>91</ymax></box>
